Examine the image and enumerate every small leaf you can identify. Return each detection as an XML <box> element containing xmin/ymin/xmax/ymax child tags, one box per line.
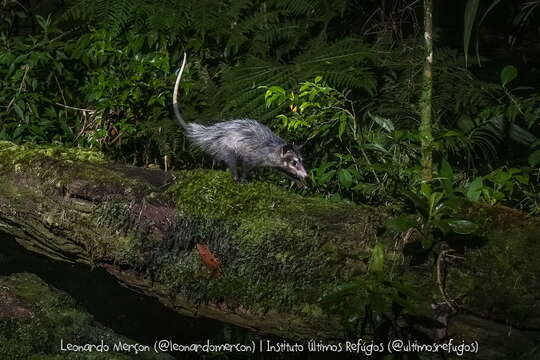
<box><xmin>447</xmin><ymin>220</ymin><xmax>479</xmax><ymax>234</ymax></box>
<box><xmin>13</xmin><ymin>125</ymin><xmax>26</xmax><ymax>139</ymax></box>
<box><xmin>528</xmin><ymin>150</ymin><xmax>540</xmax><ymax>167</ymax></box>
<box><xmin>317</xmin><ymin>161</ymin><xmax>336</xmax><ymax>173</ymax></box>
<box><xmin>440</xmin><ymin>159</ymin><xmax>453</xmax><ymax>180</ymax></box>
<box><xmin>466</xmin><ymin>177</ymin><xmax>483</xmax><ymax>201</ymax></box>
<box><xmin>338</xmin><ymin>119</ymin><xmax>346</xmax><ymax>138</ymax></box>
<box><xmin>338</xmin><ymin>169</ymin><xmax>353</xmax><ymax>188</ymax></box>
<box><xmin>515</xmin><ymin>174</ymin><xmax>529</xmax><ymax>185</ymax></box>
<box><xmin>421</xmin><ymin>183</ymin><xmax>432</xmax><ymax>199</ymax></box>
<box><xmin>501</xmin><ymin>65</ymin><xmax>518</xmax><ymax>87</ymax></box>
<box><xmin>429</xmin><ymin>192</ymin><xmax>444</xmax><ymax>212</ymax></box>
<box><xmin>368</xmin><ymin>111</ymin><xmax>395</xmax><ymax>132</ymax></box>
<box><xmin>318</xmin><ymin>169</ymin><xmax>336</xmax><ymax>185</ymax></box>
<box><xmin>12</xmin><ymin>103</ymin><xmax>24</xmax><ymax>121</ymax></box>
<box><xmin>440</xmin><ymin>159</ymin><xmax>454</xmax><ymax>194</ymax></box>
<box><xmin>364</xmin><ymin>143</ymin><xmax>389</xmax><ymax>154</ymax></box>
<box><xmin>369</xmin><ymin>244</ymin><xmax>385</xmax><ymax>273</ymax></box>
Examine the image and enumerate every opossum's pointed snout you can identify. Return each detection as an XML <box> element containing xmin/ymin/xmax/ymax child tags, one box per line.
<box><xmin>289</xmin><ymin>163</ymin><xmax>308</xmax><ymax>181</ymax></box>
<box><xmin>297</xmin><ymin>166</ymin><xmax>309</xmax><ymax>179</ymax></box>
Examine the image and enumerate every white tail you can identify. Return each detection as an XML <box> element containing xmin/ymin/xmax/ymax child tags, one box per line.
<box><xmin>172</xmin><ymin>52</ymin><xmax>188</xmax><ymax>128</ymax></box>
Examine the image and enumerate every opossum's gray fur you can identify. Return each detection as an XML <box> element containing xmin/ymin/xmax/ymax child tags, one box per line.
<box><xmin>186</xmin><ymin>120</ymin><xmax>284</xmax><ymax>168</ymax></box>
<box><xmin>172</xmin><ymin>53</ymin><xmax>308</xmax><ymax>184</ymax></box>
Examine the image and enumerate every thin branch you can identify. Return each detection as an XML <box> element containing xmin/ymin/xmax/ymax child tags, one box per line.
<box><xmin>436</xmin><ymin>249</ymin><xmax>457</xmax><ymax>312</ymax></box>
<box><xmin>55</xmin><ymin>103</ymin><xmax>96</xmax><ymax>114</ymax></box>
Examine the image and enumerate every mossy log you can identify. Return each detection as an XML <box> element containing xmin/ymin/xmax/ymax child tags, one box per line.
<box><xmin>0</xmin><ymin>141</ymin><xmax>539</xmax><ymax>357</ymax></box>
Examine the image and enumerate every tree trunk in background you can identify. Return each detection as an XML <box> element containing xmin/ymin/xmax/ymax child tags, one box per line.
<box><xmin>420</xmin><ymin>0</ymin><xmax>434</xmax><ymax>180</ymax></box>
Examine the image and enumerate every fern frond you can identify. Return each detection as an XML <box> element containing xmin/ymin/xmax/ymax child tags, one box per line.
<box><xmin>219</xmin><ymin>38</ymin><xmax>376</xmax><ymax>120</ymax></box>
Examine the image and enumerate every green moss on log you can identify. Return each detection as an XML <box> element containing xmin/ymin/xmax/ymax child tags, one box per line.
<box><xmin>0</xmin><ymin>273</ymin><xmax>170</xmax><ymax>360</ymax></box>
<box><xmin>0</xmin><ymin>141</ymin><xmax>105</xmax><ymax>164</ymax></box>
<box><xmin>0</xmin><ymin>141</ymin><xmax>157</xmax><ymax>205</ymax></box>
<box><xmin>60</xmin><ymin>166</ymin><xmax>390</xmax><ymax>324</ymax></box>
<box><xmin>448</xmin><ymin>205</ymin><xmax>540</xmax><ymax>329</ymax></box>
<box><xmin>2</xmin><ymin>141</ymin><xmax>539</xmax><ymax>343</ymax></box>
<box><xmin>127</xmin><ymin>169</ymin><xmax>390</xmax><ymax>319</ymax></box>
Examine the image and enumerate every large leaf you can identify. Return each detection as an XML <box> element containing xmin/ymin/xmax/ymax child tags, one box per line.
<box><xmin>440</xmin><ymin>159</ymin><xmax>453</xmax><ymax>180</ymax></box>
<box><xmin>368</xmin><ymin>111</ymin><xmax>395</xmax><ymax>132</ymax></box>
<box><xmin>447</xmin><ymin>219</ymin><xmax>479</xmax><ymax>234</ymax></box>
<box><xmin>317</xmin><ymin>169</ymin><xmax>336</xmax><ymax>185</ymax></box>
<box><xmin>501</xmin><ymin>65</ymin><xmax>518</xmax><ymax>87</ymax></box>
<box><xmin>338</xmin><ymin>168</ymin><xmax>353</xmax><ymax>188</ymax></box>
<box><xmin>440</xmin><ymin>159</ymin><xmax>454</xmax><ymax>194</ymax></box>
<box><xmin>364</xmin><ymin>143</ymin><xmax>389</xmax><ymax>154</ymax></box>
<box><xmin>466</xmin><ymin>177</ymin><xmax>484</xmax><ymax>201</ymax></box>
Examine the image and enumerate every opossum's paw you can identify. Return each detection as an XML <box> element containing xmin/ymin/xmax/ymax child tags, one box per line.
<box><xmin>231</xmin><ymin>176</ymin><xmax>245</xmax><ymax>184</ymax></box>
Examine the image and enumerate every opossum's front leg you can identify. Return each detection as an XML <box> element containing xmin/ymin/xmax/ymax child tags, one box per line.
<box><xmin>239</xmin><ymin>161</ymin><xmax>254</xmax><ymax>183</ymax></box>
<box><xmin>223</xmin><ymin>155</ymin><xmax>240</xmax><ymax>182</ymax></box>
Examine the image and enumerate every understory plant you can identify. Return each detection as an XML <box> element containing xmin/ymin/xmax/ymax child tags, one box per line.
<box><xmin>263</xmin><ymin>77</ymin><xmax>420</xmax><ymax>203</ymax></box>
<box><xmin>0</xmin><ymin>14</ymin><xmax>79</xmax><ymax>144</ymax></box>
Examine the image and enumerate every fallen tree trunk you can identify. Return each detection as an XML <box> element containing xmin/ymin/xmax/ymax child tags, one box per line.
<box><xmin>0</xmin><ymin>141</ymin><xmax>539</xmax><ymax>357</ymax></box>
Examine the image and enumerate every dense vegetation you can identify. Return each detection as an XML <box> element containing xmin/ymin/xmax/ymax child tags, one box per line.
<box><xmin>2</xmin><ymin>0</ymin><xmax>539</xmax><ymax>209</ymax></box>
<box><xmin>1</xmin><ymin>0</ymin><xmax>540</xmax><ymax>357</ymax></box>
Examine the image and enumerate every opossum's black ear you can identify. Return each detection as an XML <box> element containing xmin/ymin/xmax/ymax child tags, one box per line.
<box><xmin>281</xmin><ymin>144</ymin><xmax>294</xmax><ymax>156</ymax></box>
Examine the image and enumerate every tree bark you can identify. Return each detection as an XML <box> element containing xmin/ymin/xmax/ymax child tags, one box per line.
<box><xmin>420</xmin><ymin>0</ymin><xmax>434</xmax><ymax>180</ymax></box>
<box><xmin>0</xmin><ymin>141</ymin><xmax>539</xmax><ymax>357</ymax></box>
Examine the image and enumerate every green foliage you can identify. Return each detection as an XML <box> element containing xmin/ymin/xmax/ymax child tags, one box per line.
<box><xmin>322</xmin><ymin>275</ymin><xmax>412</xmax><ymax>329</ymax></box>
<box><xmin>66</xmin><ymin>29</ymin><xmax>180</xmax><ymax>163</ymax></box>
<box><xmin>64</xmin><ymin>0</ymin><xmax>352</xmax><ymax>60</ymax></box>
<box><xmin>464</xmin><ymin>166</ymin><xmax>540</xmax><ymax>213</ymax></box>
<box><xmin>0</xmin><ymin>14</ymin><xmax>79</xmax><ymax>144</ymax></box>
<box><xmin>388</xmin><ymin>161</ymin><xmax>479</xmax><ymax>249</ymax></box>
<box><xmin>220</xmin><ymin>39</ymin><xmax>377</xmax><ymax>120</ymax></box>
<box><xmin>501</xmin><ymin>65</ymin><xmax>518</xmax><ymax>87</ymax></box>
<box><xmin>264</xmin><ymin>76</ymin><xmax>420</xmax><ymax>203</ymax></box>
<box><xmin>264</xmin><ymin>76</ymin><xmax>355</xmax><ymax>140</ymax></box>
<box><xmin>2</xmin><ymin>0</ymin><xmax>540</xmax><ymax>213</ymax></box>
<box><xmin>320</xmin><ymin>244</ymin><xmax>432</xmax><ymax>340</ymax></box>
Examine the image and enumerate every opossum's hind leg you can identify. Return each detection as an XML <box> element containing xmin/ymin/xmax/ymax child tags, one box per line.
<box><xmin>239</xmin><ymin>161</ymin><xmax>254</xmax><ymax>183</ymax></box>
<box><xmin>222</xmin><ymin>154</ymin><xmax>240</xmax><ymax>182</ymax></box>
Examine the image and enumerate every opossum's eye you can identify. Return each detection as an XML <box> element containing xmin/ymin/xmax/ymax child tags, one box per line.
<box><xmin>291</xmin><ymin>160</ymin><xmax>298</xmax><ymax>167</ymax></box>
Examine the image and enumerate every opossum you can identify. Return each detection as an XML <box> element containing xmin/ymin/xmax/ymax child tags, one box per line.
<box><xmin>172</xmin><ymin>53</ymin><xmax>308</xmax><ymax>185</ymax></box>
